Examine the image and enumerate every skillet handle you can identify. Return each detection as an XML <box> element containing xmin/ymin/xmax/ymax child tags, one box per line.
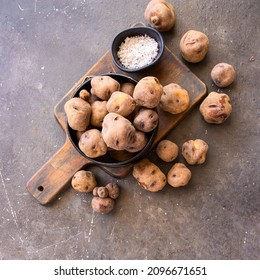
<box><xmin>26</xmin><ymin>138</ymin><xmax>91</xmax><ymax>205</ymax></box>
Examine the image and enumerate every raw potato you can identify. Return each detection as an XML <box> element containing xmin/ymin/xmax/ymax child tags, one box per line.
<box><xmin>133</xmin><ymin>108</ymin><xmax>159</xmax><ymax>132</ymax></box>
<box><xmin>90</xmin><ymin>75</ymin><xmax>120</xmax><ymax>100</ymax></box>
<box><xmin>79</xmin><ymin>89</ymin><xmax>90</xmax><ymax>102</ymax></box>
<box><xmin>102</xmin><ymin>113</ymin><xmax>136</xmax><ymax>150</ymax></box>
<box><xmin>180</xmin><ymin>30</ymin><xmax>209</xmax><ymax>63</ymax></box>
<box><xmin>79</xmin><ymin>129</ymin><xmax>107</xmax><ymax>158</ymax></box>
<box><xmin>133</xmin><ymin>76</ymin><xmax>163</xmax><ymax>108</ymax></box>
<box><xmin>64</xmin><ymin>97</ymin><xmax>91</xmax><ymax>131</ymax></box>
<box><xmin>105</xmin><ymin>183</ymin><xmax>120</xmax><ymax>199</ymax></box>
<box><xmin>160</xmin><ymin>83</ymin><xmax>190</xmax><ymax>114</ymax></box>
<box><xmin>106</xmin><ymin>91</ymin><xmax>136</xmax><ymax>117</ymax></box>
<box><xmin>71</xmin><ymin>170</ymin><xmax>97</xmax><ymax>193</ymax></box>
<box><xmin>120</xmin><ymin>82</ymin><xmax>135</xmax><ymax>96</ymax></box>
<box><xmin>211</xmin><ymin>63</ymin><xmax>236</xmax><ymax>87</ymax></box>
<box><xmin>91</xmin><ymin>196</ymin><xmax>115</xmax><ymax>214</ymax></box>
<box><xmin>90</xmin><ymin>101</ymin><xmax>108</xmax><ymax>128</ymax></box>
<box><xmin>125</xmin><ymin>130</ymin><xmax>148</xmax><ymax>153</ymax></box>
<box><xmin>144</xmin><ymin>0</ymin><xmax>176</xmax><ymax>32</ymax></box>
<box><xmin>97</xmin><ymin>186</ymin><xmax>109</xmax><ymax>198</ymax></box>
<box><xmin>199</xmin><ymin>91</ymin><xmax>232</xmax><ymax>124</ymax></box>
<box><xmin>167</xmin><ymin>163</ymin><xmax>192</xmax><ymax>188</ymax></box>
<box><xmin>156</xmin><ymin>139</ymin><xmax>178</xmax><ymax>162</ymax></box>
<box><xmin>133</xmin><ymin>158</ymin><xmax>166</xmax><ymax>192</ymax></box>
<box><xmin>182</xmin><ymin>139</ymin><xmax>209</xmax><ymax>165</ymax></box>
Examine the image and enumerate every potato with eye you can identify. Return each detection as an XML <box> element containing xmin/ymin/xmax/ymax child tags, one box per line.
<box><xmin>64</xmin><ymin>97</ymin><xmax>91</xmax><ymax>131</ymax></box>
<box><xmin>90</xmin><ymin>100</ymin><xmax>108</xmax><ymax>128</ymax></box>
<box><xmin>91</xmin><ymin>196</ymin><xmax>115</xmax><ymax>214</ymax></box>
<box><xmin>160</xmin><ymin>83</ymin><xmax>190</xmax><ymax>114</ymax></box>
<box><xmin>182</xmin><ymin>139</ymin><xmax>209</xmax><ymax>165</ymax></box>
<box><xmin>102</xmin><ymin>113</ymin><xmax>136</xmax><ymax>150</ymax></box>
<box><xmin>71</xmin><ymin>170</ymin><xmax>97</xmax><ymax>193</ymax></box>
<box><xmin>156</xmin><ymin>139</ymin><xmax>179</xmax><ymax>162</ymax></box>
<box><xmin>211</xmin><ymin>63</ymin><xmax>236</xmax><ymax>87</ymax></box>
<box><xmin>133</xmin><ymin>108</ymin><xmax>159</xmax><ymax>132</ymax></box>
<box><xmin>133</xmin><ymin>158</ymin><xmax>166</xmax><ymax>192</ymax></box>
<box><xmin>90</xmin><ymin>75</ymin><xmax>120</xmax><ymax>100</ymax></box>
<box><xmin>167</xmin><ymin>163</ymin><xmax>192</xmax><ymax>188</ymax></box>
<box><xmin>106</xmin><ymin>91</ymin><xmax>136</xmax><ymax>117</ymax></box>
<box><xmin>180</xmin><ymin>30</ymin><xmax>209</xmax><ymax>63</ymax></box>
<box><xmin>79</xmin><ymin>129</ymin><xmax>107</xmax><ymax>158</ymax></box>
<box><xmin>133</xmin><ymin>76</ymin><xmax>163</xmax><ymax>108</ymax></box>
<box><xmin>120</xmin><ymin>82</ymin><xmax>135</xmax><ymax>96</ymax></box>
<box><xmin>125</xmin><ymin>130</ymin><xmax>148</xmax><ymax>153</ymax></box>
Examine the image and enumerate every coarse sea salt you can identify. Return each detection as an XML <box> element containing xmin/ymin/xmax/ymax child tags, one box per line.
<box><xmin>117</xmin><ymin>34</ymin><xmax>159</xmax><ymax>69</ymax></box>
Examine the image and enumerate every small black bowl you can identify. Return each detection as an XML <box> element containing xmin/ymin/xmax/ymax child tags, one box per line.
<box><xmin>111</xmin><ymin>26</ymin><xmax>164</xmax><ymax>73</ymax></box>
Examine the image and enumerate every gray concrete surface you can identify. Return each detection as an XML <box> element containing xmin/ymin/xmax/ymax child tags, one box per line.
<box><xmin>0</xmin><ymin>0</ymin><xmax>259</xmax><ymax>259</ymax></box>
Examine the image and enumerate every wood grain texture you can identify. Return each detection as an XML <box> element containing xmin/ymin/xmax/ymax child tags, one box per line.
<box><xmin>26</xmin><ymin>46</ymin><xmax>206</xmax><ymax>205</ymax></box>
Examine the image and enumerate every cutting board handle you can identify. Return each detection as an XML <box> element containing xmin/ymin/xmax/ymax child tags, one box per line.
<box><xmin>26</xmin><ymin>138</ymin><xmax>90</xmax><ymax>205</ymax></box>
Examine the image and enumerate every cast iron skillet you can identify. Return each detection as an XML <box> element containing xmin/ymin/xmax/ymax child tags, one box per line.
<box><xmin>67</xmin><ymin>73</ymin><xmax>158</xmax><ymax>167</ymax></box>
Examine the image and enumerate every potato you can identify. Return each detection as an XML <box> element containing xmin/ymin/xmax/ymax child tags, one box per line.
<box><xmin>64</xmin><ymin>97</ymin><xmax>91</xmax><ymax>131</ymax></box>
<box><xmin>120</xmin><ymin>82</ymin><xmax>135</xmax><ymax>96</ymax></box>
<box><xmin>167</xmin><ymin>163</ymin><xmax>192</xmax><ymax>188</ymax></box>
<box><xmin>182</xmin><ymin>139</ymin><xmax>208</xmax><ymax>165</ymax></box>
<box><xmin>211</xmin><ymin>63</ymin><xmax>236</xmax><ymax>87</ymax></box>
<box><xmin>90</xmin><ymin>75</ymin><xmax>120</xmax><ymax>100</ymax></box>
<box><xmin>144</xmin><ymin>0</ymin><xmax>176</xmax><ymax>32</ymax></box>
<box><xmin>160</xmin><ymin>83</ymin><xmax>190</xmax><ymax>114</ymax></box>
<box><xmin>71</xmin><ymin>170</ymin><xmax>97</xmax><ymax>193</ymax></box>
<box><xmin>156</xmin><ymin>139</ymin><xmax>178</xmax><ymax>162</ymax></box>
<box><xmin>199</xmin><ymin>91</ymin><xmax>232</xmax><ymax>124</ymax></box>
<box><xmin>133</xmin><ymin>108</ymin><xmax>159</xmax><ymax>132</ymax></box>
<box><xmin>133</xmin><ymin>158</ymin><xmax>166</xmax><ymax>192</ymax></box>
<box><xmin>91</xmin><ymin>196</ymin><xmax>114</xmax><ymax>214</ymax></box>
<box><xmin>79</xmin><ymin>129</ymin><xmax>107</xmax><ymax>158</ymax></box>
<box><xmin>102</xmin><ymin>113</ymin><xmax>136</xmax><ymax>150</ymax></box>
<box><xmin>133</xmin><ymin>76</ymin><xmax>163</xmax><ymax>108</ymax></box>
<box><xmin>105</xmin><ymin>182</ymin><xmax>120</xmax><ymax>199</ymax></box>
<box><xmin>79</xmin><ymin>89</ymin><xmax>90</xmax><ymax>102</ymax></box>
<box><xmin>106</xmin><ymin>91</ymin><xmax>136</xmax><ymax>117</ymax></box>
<box><xmin>125</xmin><ymin>130</ymin><xmax>148</xmax><ymax>153</ymax></box>
<box><xmin>180</xmin><ymin>30</ymin><xmax>209</xmax><ymax>63</ymax></box>
<box><xmin>90</xmin><ymin>100</ymin><xmax>108</xmax><ymax>128</ymax></box>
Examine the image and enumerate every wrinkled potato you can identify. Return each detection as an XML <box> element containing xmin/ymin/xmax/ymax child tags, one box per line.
<box><xmin>90</xmin><ymin>100</ymin><xmax>108</xmax><ymax>128</ymax></box>
<box><xmin>105</xmin><ymin>182</ymin><xmax>120</xmax><ymax>199</ymax></box>
<box><xmin>144</xmin><ymin>0</ymin><xmax>176</xmax><ymax>32</ymax></box>
<box><xmin>167</xmin><ymin>163</ymin><xmax>192</xmax><ymax>188</ymax></box>
<box><xmin>156</xmin><ymin>139</ymin><xmax>179</xmax><ymax>162</ymax></box>
<box><xmin>133</xmin><ymin>76</ymin><xmax>163</xmax><ymax>108</ymax></box>
<box><xmin>102</xmin><ymin>113</ymin><xmax>136</xmax><ymax>150</ymax></box>
<box><xmin>71</xmin><ymin>170</ymin><xmax>97</xmax><ymax>193</ymax></box>
<box><xmin>211</xmin><ymin>63</ymin><xmax>236</xmax><ymax>87</ymax></box>
<box><xmin>125</xmin><ymin>130</ymin><xmax>148</xmax><ymax>153</ymax></box>
<box><xmin>133</xmin><ymin>108</ymin><xmax>159</xmax><ymax>132</ymax></box>
<box><xmin>120</xmin><ymin>82</ymin><xmax>135</xmax><ymax>96</ymax></box>
<box><xmin>133</xmin><ymin>158</ymin><xmax>166</xmax><ymax>192</ymax></box>
<box><xmin>90</xmin><ymin>75</ymin><xmax>120</xmax><ymax>100</ymax></box>
<box><xmin>64</xmin><ymin>97</ymin><xmax>91</xmax><ymax>131</ymax></box>
<box><xmin>182</xmin><ymin>139</ymin><xmax>208</xmax><ymax>165</ymax></box>
<box><xmin>106</xmin><ymin>91</ymin><xmax>136</xmax><ymax>117</ymax></box>
<box><xmin>180</xmin><ymin>30</ymin><xmax>209</xmax><ymax>63</ymax></box>
<box><xmin>79</xmin><ymin>129</ymin><xmax>107</xmax><ymax>158</ymax></box>
<box><xmin>160</xmin><ymin>83</ymin><xmax>190</xmax><ymax>114</ymax></box>
<box><xmin>199</xmin><ymin>91</ymin><xmax>232</xmax><ymax>124</ymax></box>
<box><xmin>91</xmin><ymin>196</ymin><xmax>115</xmax><ymax>214</ymax></box>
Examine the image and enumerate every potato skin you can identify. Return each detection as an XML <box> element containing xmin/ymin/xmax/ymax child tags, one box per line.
<box><xmin>156</xmin><ymin>139</ymin><xmax>179</xmax><ymax>162</ymax></box>
<box><xmin>90</xmin><ymin>75</ymin><xmax>120</xmax><ymax>100</ymax></box>
<box><xmin>79</xmin><ymin>129</ymin><xmax>107</xmax><ymax>158</ymax></box>
<box><xmin>180</xmin><ymin>30</ymin><xmax>209</xmax><ymax>63</ymax></box>
<box><xmin>102</xmin><ymin>113</ymin><xmax>136</xmax><ymax>150</ymax></box>
<box><xmin>160</xmin><ymin>83</ymin><xmax>190</xmax><ymax>114</ymax></box>
<box><xmin>125</xmin><ymin>130</ymin><xmax>148</xmax><ymax>153</ymax></box>
<box><xmin>144</xmin><ymin>0</ymin><xmax>175</xmax><ymax>32</ymax></box>
<box><xmin>133</xmin><ymin>76</ymin><xmax>163</xmax><ymax>108</ymax></box>
<box><xmin>64</xmin><ymin>97</ymin><xmax>91</xmax><ymax>131</ymax></box>
<box><xmin>106</xmin><ymin>91</ymin><xmax>136</xmax><ymax>117</ymax></box>
<box><xmin>91</xmin><ymin>197</ymin><xmax>115</xmax><ymax>214</ymax></box>
<box><xmin>133</xmin><ymin>158</ymin><xmax>166</xmax><ymax>192</ymax></box>
<box><xmin>71</xmin><ymin>170</ymin><xmax>97</xmax><ymax>193</ymax></box>
<box><xmin>120</xmin><ymin>82</ymin><xmax>135</xmax><ymax>96</ymax></box>
<box><xmin>211</xmin><ymin>63</ymin><xmax>236</xmax><ymax>87</ymax></box>
<box><xmin>167</xmin><ymin>163</ymin><xmax>192</xmax><ymax>188</ymax></box>
<box><xmin>90</xmin><ymin>101</ymin><xmax>108</xmax><ymax>128</ymax></box>
<box><xmin>199</xmin><ymin>91</ymin><xmax>232</xmax><ymax>124</ymax></box>
<box><xmin>133</xmin><ymin>108</ymin><xmax>159</xmax><ymax>132</ymax></box>
<box><xmin>182</xmin><ymin>139</ymin><xmax>208</xmax><ymax>165</ymax></box>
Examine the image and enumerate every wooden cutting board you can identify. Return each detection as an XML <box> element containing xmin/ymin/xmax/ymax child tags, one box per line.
<box><xmin>26</xmin><ymin>46</ymin><xmax>207</xmax><ymax>205</ymax></box>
